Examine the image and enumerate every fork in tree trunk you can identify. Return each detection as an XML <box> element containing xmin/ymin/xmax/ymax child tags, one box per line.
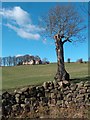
<box><xmin>54</xmin><ymin>34</ymin><xmax>70</xmax><ymax>81</ymax></box>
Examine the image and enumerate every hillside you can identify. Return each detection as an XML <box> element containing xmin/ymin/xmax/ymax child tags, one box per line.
<box><xmin>2</xmin><ymin>62</ymin><xmax>88</xmax><ymax>91</ymax></box>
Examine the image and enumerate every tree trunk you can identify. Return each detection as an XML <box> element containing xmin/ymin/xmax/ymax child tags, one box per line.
<box><xmin>54</xmin><ymin>34</ymin><xmax>70</xmax><ymax>81</ymax></box>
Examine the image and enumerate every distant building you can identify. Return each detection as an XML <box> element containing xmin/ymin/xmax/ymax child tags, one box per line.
<box><xmin>1</xmin><ymin>54</ymin><xmax>49</xmax><ymax>66</ymax></box>
<box><xmin>35</xmin><ymin>60</ymin><xmax>42</xmax><ymax>65</ymax></box>
<box><xmin>23</xmin><ymin>59</ymin><xmax>35</xmax><ymax>65</ymax></box>
<box><xmin>76</xmin><ymin>58</ymin><xmax>83</xmax><ymax>63</ymax></box>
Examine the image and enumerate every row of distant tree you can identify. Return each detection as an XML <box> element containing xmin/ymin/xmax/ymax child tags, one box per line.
<box><xmin>0</xmin><ymin>55</ymin><xmax>49</xmax><ymax>66</ymax></box>
<box><xmin>0</xmin><ymin>55</ymin><xmax>89</xmax><ymax>66</ymax></box>
<box><xmin>67</xmin><ymin>58</ymin><xmax>89</xmax><ymax>63</ymax></box>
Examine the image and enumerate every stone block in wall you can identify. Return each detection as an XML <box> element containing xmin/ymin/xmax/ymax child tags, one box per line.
<box><xmin>53</xmin><ymin>80</ymin><xmax>58</xmax><ymax>88</ymax></box>
<box><xmin>65</xmin><ymin>100</ymin><xmax>68</xmax><ymax>106</ymax></box>
<box><xmin>14</xmin><ymin>90</ymin><xmax>22</xmax><ymax>94</ymax></box>
<box><xmin>15</xmin><ymin>93</ymin><xmax>20</xmax><ymax>98</ymax></box>
<box><xmin>51</xmin><ymin>93</ymin><xmax>56</xmax><ymax>99</ymax></box>
<box><xmin>14</xmin><ymin>94</ymin><xmax>20</xmax><ymax>103</ymax></box>
<box><xmin>79</xmin><ymin>88</ymin><xmax>86</xmax><ymax>94</ymax></box>
<box><xmin>2</xmin><ymin>91</ymin><xmax>12</xmax><ymax>99</ymax></box>
<box><xmin>48</xmin><ymin>87</ymin><xmax>52</xmax><ymax>91</ymax></box>
<box><xmin>37</xmin><ymin>92</ymin><xmax>43</xmax><ymax>98</ymax></box>
<box><xmin>41</xmin><ymin>97</ymin><xmax>48</xmax><ymax>103</ymax></box>
<box><xmin>42</xmin><ymin>82</ymin><xmax>49</xmax><ymax>89</ymax></box>
<box><xmin>23</xmin><ymin>91</ymin><xmax>30</xmax><ymax>98</ymax></box>
<box><xmin>15</xmin><ymin>97</ymin><xmax>20</xmax><ymax>104</ymax></box>
<box><xmin>36</xmin><ymin>86</ymin><xmax>45</xmax><ymax>92</ymax></box>
<box><xmin>56</xmin><ymin>100</ymin><xmax>61</xmax><ymax>106</ymax></box>
<box><xmin>30</xmin><ymin>97</ymin><xmax>36</xmax><ymax>105</ymax></box>
<box><xmin>21</xmin><ymin>103</ymin><xmax>26</xmax><ymax>110</ymax></box>
<box><xmin>63</xmin><ymin>86</ymin><xmax>70</xmax><ymax>92</ymax></box>
<box><xmin>76</xmin><ymin>94</ymin><xmax>85</xmax><ymax>98</ymax></box>
<box><xmin>33</xmin><ymin>100</ymin><xmax>39</xmax><ymax>108</ymax></box>
<box><xmin>76</xmin><ymin>94</ymin><xmax>85</xmax><ymax>103</ymax></box>
<box><xmin>2</xmin><ymin>99</ymin><xmax>7</xmax><ymax>106</ymax></box>
<box><xmin>76</xmin><ymin>81</ymin><xmax>84</xmax><ymax>88</ymax></box>
<box><xmin>29</xmin><ymin>88</ymin><xmax>37</xmax><ymax>97</ymax></box>
<box><xmin>57</xmin><ymin>86</ymin><xmax>62</xmax><ymax>91</ymax></box>
<box><xmin>84</xmin><ymin>81</ymin><xmax>90</xmax><ymax>87</ymax></box>
<box><xmin>25</xmin><ymin>104</ymin><xmax>30</xmax><ymax>112</ymax></box>
<box><xmin>12</xmin><ymin>104</ymin><xmax>20</xmax><ymax>112</ymax></box>
<box><xmin>19</xmin><ymin>95</ymin><xmax>27</xmax><ymax>104</ymax></box>
<box><xmin>20</xmin><ymin>103</ymin><xmax>25</xmax><ymax>108</ymax></box>
<box><xmin>45</xmin><ymin>89</ymin><xmax>50</xmax><ymax>93</ymax></box>
<box><xmin>72</xmin><ymin>98</ymin><xmax>77</xmax><ymax>103</ymax></box>
<box><xmin>74</xmin><ymin>90</ymin><xmax>79</xmax><ymax>97</ymax></box>
<box><xmin>62</xmin><ymin>80</ymin><xmax>70</xmax><ymax>88</ymax></box>
<box><xmin>40</xmin><ymin>97</ymin><xmax>48</xmax><ymax>106</ymax></box>
<box><xmin>45</xmin><ymin>92</ymin><xmax>51</xmax><ymax>98</ymax></box>
<box><xmin>50</xmin><ymin>82</ymin><xmax>54</xmax><ymax>89</ymax></box>
<box><xmin>3</xmin><ymin>105</ymin><xmax>12</xmax><ymax>117</ymax></box>
<box><xmin>20</xmin><ymin>94</ymin><xmax>26</xmax><ymax>100</ymax></box>
<box><xmin>66</xmin><ymin>93</ymin><xmax>73</xmax><ymax>98</ymax></box>
<box><xmin>76</xmin><ymin>97</ymin><xmax>85</xmax><ymax>103</ymax></box>
<box><xmin>20</xmin><ymin>87</ymin><xmax>29</xmax><ymax>93</ymax></box>
<box><xmin>51</xmin><ymin>98</ymin><xmax>57</xmax><ymax>105</ymax></box>
<box><xmin>58</xmin><ymin>81</ymin><xmax>63</xmax><ymax>87</ymax></box>
<box><xmin>59</xmin><ymin>93</ymin><xmax>64</xmax><ymax>100</ymax></box>
<box><xmin>37</xmin><ymin>86</ymin><xmax>45</xmax><ymax>98</ymax></box>
<box><xmin>54</xmin><ymin>87</ymin><xmax>59</xmax><ymax>92</ymax></box>
<box><xmin>51</xmin><ymin>89</ymin><xmax>58</xmax><ymax>94</ymax></box>
<box><xmin>2</xmin><ymin>94</ymin><xmax>15</xmax><ymax>106</ymax></box>
<box><xmin>9</xmin><ymin>96</ymin><xmax>15</xmax><ymax>108</ymax></box>
<box><xmin>57</xmin><ymin>93</ymin><xmax>61</xmax><ymax>100</ymax></box>
<box><xmin>24</xmin><ymin>98</ymin><xmax>30</xmax><ymax>104</ymax></box>
<box><xmin>63</xmin><ymin>90</ymin><xmax>72</xmax><ymax>95</ymax></box>
<box><xmin>64</xmin><ymin>93</ymin><xmax>73</xmax><ymax>102</ymax></box>
<box><xmin>86</xmin><ymin>88</ymin><xmax>90</xmax><ymax>93</ymax></box>
<box><xmin>67</xmin><ymin>97</ymin><xmax>72</xmax><ymax>102</ymax></box>
<box><xmin>85</xmin><ymin>93</ymin><xmax>90</xmax><ymax>101</ymax></box>
<box><xmin>70</xmin><ymin>84</ymin><xmax>77</xmax><ymax>91</ymax></box>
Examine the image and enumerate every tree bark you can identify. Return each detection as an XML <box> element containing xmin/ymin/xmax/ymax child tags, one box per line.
<box><xmin>54</xmin><ymin>34</ymin><xmax>70</xmax><ymax>81</ymax></box>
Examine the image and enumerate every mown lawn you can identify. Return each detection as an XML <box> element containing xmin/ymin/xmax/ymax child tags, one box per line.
<box><xmin>2</xmin><ymin>62</ymin><xmax>89</xmax><ymax>91</ymax></box>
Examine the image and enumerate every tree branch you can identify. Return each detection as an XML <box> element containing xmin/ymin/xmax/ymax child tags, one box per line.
<box><xmin>63</xmin><ymin>38</ymin><xmax>72</xmax><ymax>44</ymax></box>
<box><xmin>41</xmin><ymin>5</ymin><xmax>86</xmax><ymax>43</ymax></box>
<box><xmin>62</xmin><ymin>39</ymin><xmax>68</xmax><ymax>44</ymax></box>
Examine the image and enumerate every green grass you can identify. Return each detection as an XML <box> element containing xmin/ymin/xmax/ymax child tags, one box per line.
<box><xmin>2</xmin><ymin>62</ymin><xmax>89</xmax><ymax>91</ymax></box>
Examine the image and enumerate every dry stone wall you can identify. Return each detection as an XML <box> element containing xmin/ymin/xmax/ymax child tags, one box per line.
<box><xmin>2</xmin><ymin>80</ymin><xmax>90</xmax><ymax>119</ymax></box>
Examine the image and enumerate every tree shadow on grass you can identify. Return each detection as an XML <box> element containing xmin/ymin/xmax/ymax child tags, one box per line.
<box><xmin>70</xmin><ymin>76</ymin><xmax>90</xmax><ymax>83</ymax></box>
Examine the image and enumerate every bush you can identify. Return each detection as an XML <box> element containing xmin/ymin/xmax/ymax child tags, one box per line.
<box><xmin>76</xmin><ymin>59</ymin><xmax>83</xmax><ymax>63</ymax></box>
<box><xmin>67</xmin><ymin>58</ymin><xmax>70</xmax><ymax>63</ymax></box>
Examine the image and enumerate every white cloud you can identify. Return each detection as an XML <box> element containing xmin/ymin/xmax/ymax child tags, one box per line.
<box><xmin>5</xmin><ymin>23</ymin><xmax>40</xmax><ymax>40</ymax></box>
<box><xmin>0</xmin><ymin>6</ymin><xmax>44</xmax><ymax>40</ymax></box>
<box><xmin>25</xmin><ymin>24</ymin><xmax>45</xmax><ymax>32</ymax></box>
<box><xmin>15</xmin><ymin>54</ymin><xmax>23</xmax><ymax>57</ymax></box>
<box><xmin>17</xmin><ymin>29</ymin><xmax>40</xmax><ymax>40</ymax></box>
<box><xmin>43</xmin><ymin>38</ymin><xmax>47</xmax><ymax>44</ymax></box>
<box><xmin>38</xmin><ymin>16</ymin><xmax>43</xmax><ymax>22</ymax></box>
<box><xmin>0</xmin><ymin>6</ymin><xmax>31</xmax><ymax>26</ymax></box>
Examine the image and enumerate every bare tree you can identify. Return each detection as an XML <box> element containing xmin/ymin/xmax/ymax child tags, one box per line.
<box><xmin>13</xmin><ymin>56</ymin><xmax>17</xmax><ymax>66</ymax></box>
<box><xmin>80</xmin><ymin>2</ymin><xmax>90</xmax><ymax>16</ymax></box>
<box><xmin>35</xmin><ymin>55</ymin><xmax>41</xmax><ymax>61</ymax></box>
<box><xmin>42</xmin><ymin>5</ymin><xmax>86</xmax><ymax>81</ymax></box>
<box><xmin>8</xmin><ymin>56</ymin><xmax>12</xmax><ymax>66</ymax></box>
<box><xmin>2</xmin><ymin>57</ymin><xmax>7</xmax><ymax>66</ymax></box>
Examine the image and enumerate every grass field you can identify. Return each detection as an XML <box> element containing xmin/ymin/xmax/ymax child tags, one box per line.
<box><xmin>2</xmin><ymin>62</ymin><xmax>89</xmax><ymax>91</ymax></box>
